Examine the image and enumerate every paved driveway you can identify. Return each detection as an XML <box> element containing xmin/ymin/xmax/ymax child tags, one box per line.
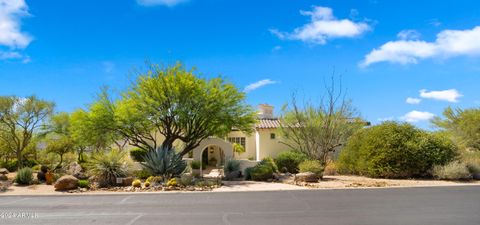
<box><xmin>0</xmin><ymin>186</ymin><xmax>479</xmax><ymax>225</ymax></box>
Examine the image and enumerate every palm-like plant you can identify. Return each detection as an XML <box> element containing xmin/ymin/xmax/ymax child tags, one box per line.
<box><xmin>88</xmin><ymin>149</ymin><xmax>130</xmax><ymax>186</ymax></box>
<box><xmin>141</xmin><ymin>147</ymin><xmax>187</xmax><ymax>180</ymax></box>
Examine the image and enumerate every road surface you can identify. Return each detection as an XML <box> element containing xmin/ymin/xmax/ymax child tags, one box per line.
<box><xmin>0</xmin><ymin>186</ymin><xmax>479</xmax><ymax>225</ymax></box>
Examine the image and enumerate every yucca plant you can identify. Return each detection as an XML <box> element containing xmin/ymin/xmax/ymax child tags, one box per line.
<box><xmin>87</xmin><ymin>149</ymin><xmax>131</xmax><ymax>187</ymax></box>
<box><xmin>141</xmin><ymin>147</ymin><xmax>187</xmax><ymax>180</ymax></box>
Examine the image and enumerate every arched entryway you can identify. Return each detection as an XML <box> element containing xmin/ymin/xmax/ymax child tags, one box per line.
<box><xmin>192</xmin><ymin>137</ymin><xmax>233</xmax><ymax>177</ymax></box>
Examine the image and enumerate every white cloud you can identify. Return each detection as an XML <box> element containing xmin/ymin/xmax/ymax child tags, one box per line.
<box><xmin>397</xmin><ymin>29</ymin><xmax>421</xmax><ymax>40</ymax></box>
<box><xmin>0</xmin><ymin>0</ymin><xmax>31</xmax><ymax>48</ymax></box>
<box><xmin>406</xmin><ymin>97</ymin><xmax>421</xmax><ymax>104</ymax></box>
<box><xmin>400</xmin><ymin>110</ymin><xmax>435</xmax><ymax>123</ymax></box>
<box><xmin>270</xmin><ymin>6</ymin><xmax>370</xmax><ymax>45</ymax></box>
<box><xmin>0</xmin><ymin>0</ymin><xmax>31</xmax><ymax>62</ymax></box>
<box><xmin>244</xmin><ymin>79</ymin><xmax>277</xmax><ymax>93</ymax></box>
<box><xmin>419</xmin><ymin>89</ymin><xmax>462</xmax><ymax>102</ymax></box>
<box><xmin>361</xmin><ymin>26</ymin><xmax>480</xmax><ymax>67</ymax></box>
<box><xmin>136</xmin><ymin>0</ymin><xmax>188</xmax><ymax>7</ymax></box>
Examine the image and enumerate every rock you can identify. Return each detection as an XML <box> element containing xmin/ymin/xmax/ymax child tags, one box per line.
<box><xmin>40</xmin><ymin>165</ymin><xmax>49</xmax><ymax>174</ymax></box>
<box><xmin>294</xmin><ymin>172</ymin><xmax>319</xmax><ymax>183</ymax></box>
<box><xmin>54</xmin><ymin>175</ymin><xmax>79</xmax><ymax>191</ymax></box>
<box><xmin>37</xmin><ymin>171</ymin><xmax>46</xmax><ymax>182</ymax></box>
<box><xmin>121</xmin><ymin>177</ymin><xmax>134</xmax><ymax>187</ymax></box>
<box><xmin>0</xmin><ymin>168</ymin><xmax>9</xmax><ymax>175</ymax></box>
<box><xmin>0</xmin><ymin>174</ymin><xmax>7</xmax><ymax>181</ymax></box>
<box><xmin>67</xmin><ymin>162</ymin><xmax>88</xmax><ymax>180</ymax></box>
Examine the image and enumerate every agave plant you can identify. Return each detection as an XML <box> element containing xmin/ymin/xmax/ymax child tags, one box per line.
<box><xmin>141</xmin><ymin>147</ymin><xmax>187</xmax><ymax>180</ymax></box>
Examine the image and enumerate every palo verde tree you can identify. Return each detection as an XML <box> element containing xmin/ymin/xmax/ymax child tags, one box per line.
<box><xmin>280</xmin><ymin>77</ymin><xmax>365</xmax><ymax>166</ymax></box>
<box><xmin>91</xmin><ymin>62</ymin><xmax>256</xmax><ymax>156</ymax></box>
<box><xmin>0</xmin><ymin>96</ymin><xmax>54</xmax><ymax>168</ymax></box>
<box><xmin>42</xmin><ymin>112</ymin><xmax>75</xmax><ymax>169</ymax></box>
<box><xmin>432</xmin><ymin>107</ymin><xmax>480</xmax><ymax>151</ymax></box>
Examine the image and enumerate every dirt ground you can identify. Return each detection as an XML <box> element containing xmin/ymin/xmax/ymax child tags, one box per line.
<box><xmin>2</xmin><ymin>174</ymin><xmax>480</xmax><ymax>196</ymax></box>
<box><xmin>294</xmin><ymin>175</ymin><xmax>480</xmax><ymax>189</ymax></box>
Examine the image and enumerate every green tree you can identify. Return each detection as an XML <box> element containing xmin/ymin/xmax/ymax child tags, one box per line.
<box><xmin>432</xmin><ymin>107</ymin><xmax>480</xmax><ymax>151</ymax></box>
<box><xmin>91</xmin><ymin>62</ymin><xmax>256</xmax><ymax>156</ymax></box>
<box><xmin>45</xmin><ymin>136</ymin><xmax>74</xmax><ymax>170</ymax></box>
<box><xmin>337</xmin><ymin>122</ymin><xmax>457</xmax><ymax>178</ymax></box>
<box><xmin>0</xmin><ymin>96</ymin><xmax>54</xmax><ymax>168</ymax></box>
<box><xmin>280</xmin><ymin>78</ymin><xmax>364</xmax><ymax>166</ymax></box>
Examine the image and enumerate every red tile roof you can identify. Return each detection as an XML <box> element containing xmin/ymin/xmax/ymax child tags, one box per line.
<box><xmin>255</xmin><ymin>118</ymin><xmax>281</xmax><ymax>129</ymax></box>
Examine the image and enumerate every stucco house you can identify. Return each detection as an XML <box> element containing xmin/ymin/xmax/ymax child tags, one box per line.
<box><xmin>189</xmin><ymin>104</ymin><xmax>289</xmax><ymax>172</ymax></box>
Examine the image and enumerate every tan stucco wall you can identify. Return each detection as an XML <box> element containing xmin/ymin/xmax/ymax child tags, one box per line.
<box><xmin>257</xmin><ymin>129</ymin><xmax>290</xmax><ymax>160</ymax></box>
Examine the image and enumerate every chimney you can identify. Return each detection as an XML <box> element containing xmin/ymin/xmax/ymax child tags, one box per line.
<box><xmin>257</xmin><ymin>104</ymin><xmax>274</xmax><ymax>119</ymax></box>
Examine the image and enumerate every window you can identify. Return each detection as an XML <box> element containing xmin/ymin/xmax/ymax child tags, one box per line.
<box><xmin>228</xmin><ymin>137</ymin><xmax>246</xmax><ymax>149</ymax></box>
<box><xmin>270</xmin><ymin>133</ymin><xmax>276</xmax><ymax>139</ymax></box>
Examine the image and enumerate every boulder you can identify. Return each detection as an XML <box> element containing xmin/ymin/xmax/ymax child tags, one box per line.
<box><xmin>0</xmin><ymin>174</ymin><xmax>7</xmax><ymax>181</ymax></box>
<box><xmin>37</xmin><ymin>171</ymin><xmax>46</xmax><ymax>182</ymax></box>
<box><xmin>0</xmin><ymin>168</ymin><xmax>9</xmax><ymax>175</ymax></box>
<box><xmin>67</xmin><ymin>162</ymin><xmax>88</xmax><ymax>180</ymax></box>
<box><xmin>54</xmin><ymin>175</ymin><xmax>79</xmax><ymax>191</ymax></box>
<box><xmin>294</xmin><ymin>172</ymin><xmax>319</xmax><ymax>183</ymax></box>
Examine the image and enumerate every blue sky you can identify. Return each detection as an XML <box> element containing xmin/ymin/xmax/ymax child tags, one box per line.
<box><xmin>1</xmin><ymin>0</ymin><xmax>480</xmax><ymax>128</ymax></box>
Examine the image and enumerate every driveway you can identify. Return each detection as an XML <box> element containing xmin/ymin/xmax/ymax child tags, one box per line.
<box><xmin>0</xmin><ymin>186</ymin><xmax>479</xmax><ymax>225</ymax></box>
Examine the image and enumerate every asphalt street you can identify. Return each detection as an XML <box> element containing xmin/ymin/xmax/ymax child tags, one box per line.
<box><xmin>0</xmin><ymin>186</ymin><xmax>479</xmax><ymax>225</ymax></box>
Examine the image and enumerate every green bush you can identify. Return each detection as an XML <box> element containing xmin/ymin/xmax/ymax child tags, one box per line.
<box><xmin>299</xmin><ymin>160</ymin><xmax>324</xmax><ymax>177</ymax></box>
<box><xmin>275</xmin><ymin>151</ymin><xmax>308</xmax><ymax>173</ymax></box>
<box><xmin>224</xmin><ymin>159</ymin><xmax>240</xmax><ymax>174</ymax></box>
<box><xmin>78</xmin><ymin>180</ymin><xmax>90</xmax><ymax>189</ymax></box>
<box><xmin>259</xmin><ymin>157</ymin><xmax>278</xmax><ymax>173</ymax></box>
<box><xmin>15</xmin><ymin>167</ymin><xmax>33</xmax><ymax>185</ymax></box>
<box><xmin>433</xmin><ymin>161</ymin><xmax>472</xmax><ymax>180</ymax></box>
<box><xmin>130</xmin><ymin>148</ymin><xmax>148</xmax><ymax>162</ymax></box>
<box><xmin>134</xmin><ymin>169</ymin><xmax>152</xmax><ymax>179</ymax></box>
<box><xmin>250</xmin><ymin>164</ymin><xmax>273</xmax><ymax>181</ymax></box>
<box><xmin>337</xmin><ymin>122</ymin><xmax>457</xmax><ymax>178</ymax></box>
<box><xmin>244</xmin><ymin>167</ymin><xmax>253</xmax><ymax>180</ymax></box>
<box><xmin>190</xmin><ymin>160</ymin><xmax>201</xmax><ymax>170</ymax></box>
<box><xmin>4</xmin><ymin>159</ymin><xmax>38</xmax><ymax>172</ymax></box>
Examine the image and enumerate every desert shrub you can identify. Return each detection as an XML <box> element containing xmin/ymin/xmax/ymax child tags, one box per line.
<box><xmin>130</xmin><ymin>148</ymin><xmax>148</xmax><ymax>162</ymax></box>
<box><xmin>15</xmin><ymin>167</ymin><xmax>33</xmax><ymax>185</ymax></box>
<box><xmin>338</xmin><ymin>122</ymin><xmax>457</xmax><ymax>178</ymax></box>
<box><xmin>195</xmin><ymin>180</ymin><xmax>215</xmax><ymax>187</ymax></box>
<box><xmin>433</xmin><ymin>161</ymin><xmax>472</xmax><ymax>180</ymax></box>
<box><xmin>134</xmin><ymin>169</ymin><xmax>152</xmax><ymax>179</ymax></box>
<box><xmin>190</xmin><ymin>160</ymin><xmax>201</xmax><ymax>170</ymax></box>
<box><xmin>299</xmin><ymin>160</ymin><xmax>324</xmax><ymax>177</ymax></box>
<box><xmin>323</xmin><ymin>161</ymin><xmax>337</xmax><ymax>176</ymax></box>
<box><xmin>179</xmin><ymin>174</ymin><xmax>194</xmax><ymax>186</ymax></box>
<box><xmin>244</xmin><ymin>167</ymin><xmax>253</xmax><ymax>180</ymax></box>
<box><xmin>32</xmin><ymin>164</ymin><xmax>41</xmax><ymax>172</ymax></box>
<box><xmin>4</xmin><ymin>159</ymin><xmax>38</xmax><ymax>172</ymax></box>
<box><xmin>224</xmin><ymin>159</ymin><xmax>240</xmax><ymax>174</ymax></box>
<box><xmin>132</xmin><ymin>179</ymin><xmax>141</xmax><ymax>187</ymax></box>
<box><xmin>275</xmin><ymin>151</ymin><xmax>308</xmax><ymax>173</ymax></box>
<box><xmin>141</xmin><ymin>147</ymin><xmax>187</xmax><ymax>180</ymax></box>
<box><xmin>87</xmin><ymin>149</ymin><xmax>132</xmax><ymax>186</ymax></box>
<box><xmin>78</xmin><ymin>180</ymin><xmax>90</xmax><ymax>189</ymax></box>
<box><xmin>250</xmin><ymin>164</ymin><xmax>273</xmax><ymax>181</ymax></box>
<box><xmin>259</xmin><ymin>157</ymin><xmax>278</xmax><ymax>173</ymax></box>
<box><xmin>461</xmin><ymin>151</ymin><xmax>480</xmax><ymax>178</ymax></box>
